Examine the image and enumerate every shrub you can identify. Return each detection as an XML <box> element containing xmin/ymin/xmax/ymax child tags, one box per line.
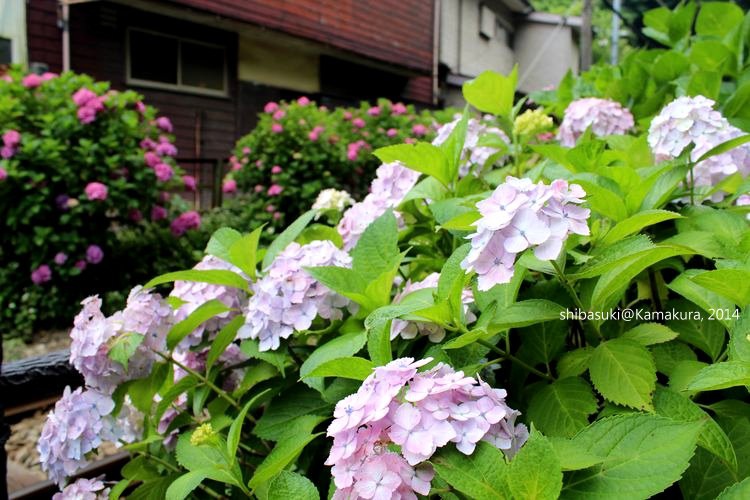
<box><xmin>226</xmin><ymin>97</ymin><xmax>442</xmax><ymax>231</ymax></box>
<box><xmin>0</xmin><ymin>67</ymin><xmax>186</xmax><ymax>338</ymax></box>
<box><xmin>35</xmin><ymin>3</ymin><xmax>750</xmax><ymax>498</ymax></box>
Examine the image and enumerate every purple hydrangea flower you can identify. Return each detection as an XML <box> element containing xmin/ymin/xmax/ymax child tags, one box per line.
<box><xmin>52</xmin><ymin>475</ymin><xmax>110</xmax><ymax>499</ymax></box>
<box><xmin>558</xmin><ymin>98</ymin><xmax>634</xmax><ymax>147</ymax></box>
<box><xmin>85</xmin><ymin>245</ymin><xmax>104</xmax><ymax>264</ymax></box>
<box><xmin>432</xmin><ymin>116</ymin><xmax>509</xmax><ymax>176</ymax></box>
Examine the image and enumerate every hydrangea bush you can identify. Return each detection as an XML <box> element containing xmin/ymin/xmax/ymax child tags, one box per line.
<box><xmin>0</xmin><ymin>68</ymin><xmax>188</xmax><ymax>338</ymax></box>
<box><xmin>37</xmin><ymin>4</ymin><xmax>750</xmax><ymax>498</ymax></box>
<box><xmin>225</xmin><ymin>97</ymin><xmax>444</xmax><ymax>233</ymax></box>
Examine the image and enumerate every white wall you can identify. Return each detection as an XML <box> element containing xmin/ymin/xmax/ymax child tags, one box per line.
<box><xmin>0</xmin><ymin>0</ymin><xmax>27</xmax><ymax>65</ymax></box>
<box><xmin>516</xmin><ymin>16</ymin><xmax>580</xmax><ymax>93</ymax></box>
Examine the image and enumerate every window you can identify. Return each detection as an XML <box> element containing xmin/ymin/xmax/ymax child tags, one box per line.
<box><xmin>479</xmin><ymin>4</ymin><xmax>495</xmax><ymax>40</ymax></box>
<box><xmin>127</xmin><ymin>29</ymin><xmax>227</xmax><ymax>96</ymax></box>
<box><xmin>0</xmin><ymin>38</ymin><xmax>11</xmax><ymax>65</ymax></box>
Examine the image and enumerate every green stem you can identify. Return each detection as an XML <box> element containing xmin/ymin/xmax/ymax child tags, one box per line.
<box><xmin>137</xmin><ymin>451</ymin><xmax>224</xmax><ymax>499</ymax></box>
<box><xmin>551</xmin><ymin>260</ymin><xmax>603</xmax><ymax>340</ymax></box>
<box><xmin>689</xmin><ymin>163</ymin><xmax>695</xmax><ymax>206</ymax></box>
<box><xmin>154</xmin><ymin>350</ymin><xmax>242</xmax><ymax>411</ymax></box>
<box><xmin>477</xmin><ymin>339</ymin><xmax>554</xmax><ymax>381</ymax></box>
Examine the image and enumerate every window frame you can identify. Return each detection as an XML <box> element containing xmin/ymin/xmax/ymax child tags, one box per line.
<box><xmin>126</xmin><ymin>27</ymin><xmax>229</xmax><ymax>98</ymax></box>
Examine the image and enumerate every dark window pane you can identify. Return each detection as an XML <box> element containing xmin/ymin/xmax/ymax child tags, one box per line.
<box><xmin>129</xmin><ymin>31</ymin><xmax>178</xmax><ymax>84</ymax></box>
<box><xmin>0</xmin><ymin>38</ymin><xmax>11</xmax><ymax>65</ymax></box>
<box><xmin>181</xmin><ymin>42</ymin><xmax>225</xmax><ymax>91</ymax></box>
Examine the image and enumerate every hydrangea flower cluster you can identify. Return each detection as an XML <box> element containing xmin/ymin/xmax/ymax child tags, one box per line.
<box><xmin>432</xmin><ymin>116</ymin><xmax>509</xmax><ymax>176</ymax></box>
<box><xmin>462</xmin><ymin>177</ymin><xmax>590</xmax><ymax>291</ymax></box>
<box><xmin>737</xmin><ymin>194</ymin><xmax>750</xmax><ymax>220</ymax></box>
<box><xmin>390</xmin><ymin>273</ymin><xmax>476</xmax><ymax>343</ymax></box>
<box><xmin>170</xmin><ymin>210</ymin><xmax>201</xmax><ymax>236</ymax></box>
<box><xmin>84</xmin><ymin>181</ymin><xmax>108</xmax><ymax>201</ymax></box>
<box><xmin>648</xmin><ymin>95</ymin><xmax>750</xmax><ymax>201</ymax></box>
<box><xmin>170</xmin><ymin>255</ymin><xmax>248</xmax><ymax>351</ymax></box>
<box><xmin>514</xmin><ymin>108</ymin><xmax>553</xmax><ymax>137</ymax></box>
<box><xmin>2</xmin><ymin>129</ymin><xmax>20</xmax><ymax>158</ymax></box>
<box><xmin>31</xmin><ymin>264</ymin><xmax>52</xmax><ymax>284</ymax></box>
<box><xmin>237</xmin><ymin>240</ymin><xmax>352</xmax><ymax>351</ymax></box>
<box><xmin>326</xmin><ymin>358</ymin><xmax>528</xmax><ymax>499</ymax></box>
<box><xmin>312</xmin><ymin>188</ymin><xmax>355</xmax><ymax>213</ymax></box>
<box><xmin>38</xmin><ymin>387</ymin><xmax>119</xmax><ymax>486</ymax></box>
<box><xmin>338</xmin><ymin>162</ymin><xmax>420</xmax><ymax>250</ymax></box>
<box><xmin>557</xmin><ymin>97</ymin><xmax>634</xmax><ymax>147</ymax></box>
<box><xmin>72</xmin><ymin>88</ymin><xmax>105</xmax><ymax>124</ymax></box>
<box><xmin>69</xmin><ymin>288</ymin><xmax>173</xmax><ymax>394</ymax></box>
<box><xmin>52</xmin><ymin>475</ymin><xmax>110</xmax><ymax>500</ymax></box>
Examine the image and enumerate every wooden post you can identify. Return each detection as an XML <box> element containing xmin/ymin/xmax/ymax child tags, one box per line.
<box><xmin>581</xmin><ymin>0</ymin><xmax>593</xmax><ymax>71</ymax></box>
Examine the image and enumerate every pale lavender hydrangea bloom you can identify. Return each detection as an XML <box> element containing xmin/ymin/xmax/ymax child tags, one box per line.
<box><xmin>462</xmin><ymin>177</ymin><xmax>590</xmax><ymax>291</ymax></box>
<box><xmin>736</xmin><ymin>194</ymin><xmax>750</xmax><ymax>220</ymax></box>
<box><xmin>558</xmin><ymin>97</ymin><xmax>634</xmax><ymax>147</ymax></box>
<box><xmin>52</xmin><ymin>475</ymin><xmax>110</xmax><ymax>500</ymax></box>
<box><xmin>237</xmin><ymin>240</ymin><xmax>352</xmax><ymax>351</ymax></box>
<box><xmin>432</xmin><ymin>115</ymin><xmax>509</xmax><ymax>176</ymax></box>
<box><xmin>38</xmin><ymin>388</ymin><xmax>117</xmax><ymax>486</ymax></box>
<box><xmin>690</xmin><ymin>125</ymin><xmax>750</xmax><ymax>202</ymax></box>
<box><xmin>390</xmin><ymin>273</ymin><xmax>476</xmax><ymax>343</ymax></box>
<box><xmin>326</xmin><ymin>358</ymin><xmax>527</xmax><ymax>498</ymax></box>
<box><xmin>70</xmin><ymin>288</ymin><xmax>174</xmax><ymax>394</ymax></box>
<box><xmin>648</xmin><ymin>95</ymin><xmax>727</xmax><ymax>161</ymax></box>
<box><xmin>338</xmin><ymin>162</ymin><xmax>420</xmax><ymax>250</ymax></box>
<box><xmin>170</xmin><ymin>255</ymin><xmax>249</xmax><ymax>351</ymax></box>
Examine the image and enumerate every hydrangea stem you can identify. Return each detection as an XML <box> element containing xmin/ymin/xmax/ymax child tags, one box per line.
<box><xmin>477</xmin><ymin>339</ymin><xmax>554</xmax><ymax>381</ymax></box>
<box><xmin>551</xmin><ymin>260</ymin><xmax>603</xmax><ymax>340</ymax></box>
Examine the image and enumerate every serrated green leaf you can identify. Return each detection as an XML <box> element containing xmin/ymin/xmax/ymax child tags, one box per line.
<box><xmin>229</xmin><ymin>226</ymin><xmax>264</xmax><ymax>279</ymax></box>
<box><xmin>373</xmin><ymin>142</ymin><xmax>448</xmax><ymax>186</ymax></box>
<box><xmin>622</xmin><ymin>323</ymin><xmax>678</xmax><ymax>346</ymax></box>
<box><xmin>240</xmin><ymin>339</ymin><xmax>287</xmax><ymax>375</ymax></box>
<box><xmin>528</xmin><ymin>377</ymin><xmax>598</xmax><ymax>437</ymax></box>
<box><xmin>431</xmin><ymin>441</ymin><xmax>510</xmax><ymax>499</ymax></box>
<box><xmin>350</xmin><ymin>210</ymin><xmax>400</xmax><ymax>280</ymax></box>
<box><xmin>562</xmin><ymin>414</ymin><xmax>703</xmax><ymax>499</ymax></box>
<box><xmin>254</xmin><ymin>387</ymin><xmax>330</xmax><ymax>441</ymax></box>
<box><xmin>488</xmin><ymin>299</ymin><xmax>565</xmax><ymax>332</ymax></box>
<box><xmin>462</xmin><ymin>68</ymin><xmax>518</xmax><ymax>118</ymax></box>
<box><xmin>108</xmin><ymin>331</ymin><xmax>144</xmax><ymax>371</ymax></box>
<box><xmin>299</xmin><ymin>331</ymin><xmax>367</xmax><ymax>392</ymax></box>
<box><xmin>206</xmin><ymin>227</ymin><xmax>242</xmax><ymax>263</ymax></box>
<box><xmin>690</xmin><ymin>269</ymin><xmax>750</xmax><ymax>307</ymax></box>
<box><xmin>305</xmin><ymin>356</ymin><xmax>374</xmax><ymax>380</ymax></box>
<box><xmin>589</xmin><ymin>338</ymin><xmax>656</xmax><ymax>411</ymax></box>
<box><xmin>729</xmin><ymin>309</ymin><xmax>750</xmax><ymax>363</ymax></box>
<box><xmin>571</xmin><ymin>235</ymin><xmax>655</xmax><ymax>280</ymax></box>
<box><xmin>696</xmin><ymin>2</ymin><xmax>744</xmax><ymax>37</ymax></box>
<box><xmin>549</xmin><ymin>437</ymin><xmax>605</xmax><ymax>471</ymax></box>
<box><xmin>248</xmin><ymin>425</ymin><xmax>322</xmax><ymax>490</ymax></box>
<box><xmin>206</xmin><ymin>316</ymin><xmax>243</xmax><ymax>371</ymax></box>
<box><xmin>687</xmin><ymin>361</ymin><xmax>750</xmax><ymax>391</ymax></box>
<box><xmin>557</xmin><ymin>347</ymin><xmax>593</xmax><ymax>378</ymax></box>
<box><xmin>227</xmin><ymin>389</ymin><xmax>271</xmax><ymax>460</ymax></box>
<box><xmin>717</xmin><ymin>477</ymin><xmax>750</xmax><ymax>499</ymax></box>
<box><xmin>268</xmin><ymin>471</ymin><xmax>320</xmax><ymax>500</ymax></box>
<box><xmin>167</xmin><ymin>299</ymin><xmax>231</xmax><ymax>350</ymax></box>
<box><xmin>507</xmin><ymin>430</ymin><xmax>562</xmax><ymax>500</ymax></box>
<box><xmin>600</xmin><ymin>210</ymin><xmax>681</xmax><ymax>246</ymax></box>
<box><xmin>165</xmin><ymin>470</ymin><xmax>208</xmax><ymax>500</ymax></box>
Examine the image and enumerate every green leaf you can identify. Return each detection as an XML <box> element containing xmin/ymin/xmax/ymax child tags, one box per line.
<box><xmin>268</xmin><ymin>471</ymin><xmax>320</xmax><ymax>500</ymax></box>
<box><xmin>350</xmin><ymin>211</ymin><xmax>400</xmax><ymax>281</ymax></box>
<box><xmin>561</xmin><ymin>414</ymin><xmax>703</xmax><ymax>499</ymax></box>
<box><xmin>665</xmin><ymin>299</ymin><xmax>726</xmax><ymax>360</ymax></box>
<box><xmin>144</xmin><ymin>269</ymin><xmax>249</xmax><ymax>291</ymax></box>
<box><xmin>108</xmin><ymin>332</ymin><xmax>144</xmax><ymax>371</ymax></box>
<box><xmin>154</xmin><ymin>374</ymin><xmax>198</xmax><ymax>422</ymax></box>
<box><xmin>507</xmin><ymin>429</ymin><xmax>562</xmax><ymax>500</ymax></box>
<box><xmin>373</xmin><ymin>142</ymin><xmax>448</xmax><ymax>186</ymax></box>
<box><xmin>254</xmin><ymin>387</ymin><xmax>330</xmax><ymax>441</ymax></box>
<box><xmin>571</xmin><ymin>235</ymin><xmax>655</xmax><ymax>279</ymax></box>
<box><xmin>696</xmin><ymin>2</ymin><xmax>744</xmax><ymax>36</ymax></box>
<box><xmin>263</xmin><ymin>210</ymin><xmax>315</xmax><ymax>269</ymax></box>
<box><xmin>206</xmin><ymin>227</ymin><xmax>241</xmax><ymax>263</ymax></box>
<box><xmin>206</xmin><ymin>316</ymin><xmax>243</xmax><ymax>371</ymax></box>
<box><xmin>653</xmin><ymin>386</ymin><xmax>737</xmax><ymax>471</ymax></box>
<box><xmin>687</xmin><ymin>361</ymin><xmax>750</xmax><ymax>391</ymax></box>
<box><xmin>621</xmin><ymin>323</ymin><xmax>678</xmax><ymax>346</ymax></box>
<box><xmin>652</xmin><ymin>51</ymin><xmax>690</xmax><ymax>82</ymax></box>
<box><xmin>589</xmin><ymin>338</ymin><xmax>657</xmax><ymax>411</ymax></box>
<box><xmin>600</xmin><ymin>210</ymin><xmax>681</xmax><ymax>246</ymax></box>
<box><xmin>167</xmin><ymin>299</ymin><xmax>231</xmax><ymax>350</ymax></box>
<box><xmin>299</xmin><ymin>331</ymin><xmax>367</xmax><ymax>392</ymax></box>
<box><xmin>297</xmin><ymin>224</ymin><xmax>343</xmax><ymax>248</ymax></box>
<box><xmin>488</xmin><ymin>299</ymin><xmax>566</xmax><ymax>332</ymax></box>
<box><xmin>165</xmin><ymin>470</ymin><xmax>208</xmax><ymax>500</ymax></box>
<box><xmin>431</xmin><ymin>441</ymin><xmax>509</xmax><ymax>499</ymax></box>
<box><xmin>440</xmin><ymin>210</ymin><xmax>480</xmax><ymax>231</ymax></box>
<box><xmin>557</xmin><ymin>347</ymin><xmax>593</xmax><ymax>379</ymax></box>
<box><xmin>239</xmin><ymin>339</ymin><xmax>287</xmax><ymax>375</ymax></box>
<box><xmin>227</xmin><ymin>389</ymin><xmax>271</xmax><ymax>459</ymax></box>
<box><xmin>462</xmin><ymin>67</ymin><xmax>518</xmax><ymax>118</ymax></box>
<box><xmin>690</xmin><ymin>269</ymin><xmax>750</xmax><ymax>306</ymax></box>
<box><xmin>305</xmin><ymin>356</ymin><xmax>374</xmax><ymax>380</ymax></box>
<box><xmin>403</xmin><ymin>176</ymin><xmax>449</xmax><ymax>202</ymax></box>
<box><xmin>669</xmin><ymin>272</ymin><xmax>736</xmax><ymax>330</ymax></box>
<box><xmin>527</xmin><ymin>377</ymin><xmax>598</xmax><ymax>437</ymax></box>
<box><xmin>729</xmin><ymin>309</ymin><xmax>750</xmax><ymax>363</ymax></box>
<box><xmin>440</xmin><ymin>107</ymin><xmax>470</xmax><ymax>181</ymax></box>
<box><xmin>549</xmin><ymin>437</ymin><xmax>605</xmax><ymax>471</ymax></box>
<box><xmin>229</xmin><ymin>226</ymin><xmax>264</xmax><ymax>279</ymax></box>
<box><xmin>695</xmin><ymin>135</ymin><xmax>750</xmax><ymax>165</ymax></box>
<box><xmin>248</xmin><ymin>426</ymin><xmax>322</xmax><ymax>490</ymax></box>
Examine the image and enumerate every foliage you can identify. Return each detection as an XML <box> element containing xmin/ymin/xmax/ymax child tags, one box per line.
<box><xmin>0</xmin><ymin>67</ymin><xmax>187</xmax><ymax>339</ymax></box>
<box><xmin>36</xmin><ymin>2</ymin><xmax>750</xmax><ymax>499</ymax></box>
<box><xmin>226</xmin><ymin>97</ymin><xmax>445</xmax><ymax>233</ymax></box>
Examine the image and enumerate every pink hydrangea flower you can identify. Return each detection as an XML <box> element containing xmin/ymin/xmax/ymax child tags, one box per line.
<box><xmin>31</xmin><ymin>264</ymin><xmax>52</xmax><ymax>284</ymax></box>
<box><xmin>462</xmin><ymin>177</ymin><xmax>589</xmax><ymax>290</ymax></box>
<box><xmin>254</xmin><ymin>184</ymin><xmax>264</xmax><ymax>193</ymax></box>
<box><xmin>72</xmin><ymin>88</ymin><xmax>97</xmax><ymax>107</ymax></box>
<box><xmin>558</xmin><ymin>97</ymin><xmax>634</xmax><ymax>147</ymax></box>
<box><xmin>391</xmin><ymin>102</ymin><xmax>407</xmax><ymax>115</ymax></box>
<box><xmin>297</xmin><ymin>96</ymin><xmax>311</xmax><ymax>106</ymax></box>
<box><xmin>412</xmin><ymin>124</ymin><xmax>427</xmax><ymax>136</ymax></box>
<box><xmin>0</xmin><ymin>167</ymin><xmax>6</xmax><ymax>180</ymax></box>
<box><xmin>86</xmin><ymin>245</ymin><xmax>104</xmax><ymax>264</ymax></box>
<box><xmin>135</xmin><ymin>101</ymin><xmax>146</xmax><ymax>114</ymax></box>
<box><xmin>264</xmin><ymin>101</ymin><xmax>279</xmax><ymax>113</ymax></box>
<box><xmin>273</xmin><ymin>211</ymin><xmax>282</xmax><ymax>220</ymax></box>
<box><xmin>170</xmin><ymin>211</ymin><xmax>201</xmax><ymax>236</ymax></box>
<box><xmin>267</xmin><ymin>184</ymin><xmax>283</xmax><ymax>196</ymax></box>
<box><xmin>352</xmin><ymin>117</ymin><xmax>366</xmax><ymax>129</ymax></box>
<box><xmin>151</xmin><ymin>205</ymin><xmax>167</xmax><ymax>221</ymax></box>
<box><xmin>52</xmin><ymin>475</ymin><xmax>110</xmax><ymax>500</ymax></box>
<box><xmin>265</xmin><ymin>204</ymin><xmax>275</xmax><ymax>212</ymax></box>
<box><xmin>271</xmin><ymin>165</ymin><xmax>283</xmax><ymax>174</ymax></box>
<box><xmin>144</xmin><ymin>151</ymin><xmax>161</xmax><ymax>168</ymax></box>
<box><xmin>237</xmin><ymin>241</ymin><xmax>352</xmax><ymax>351</ymax></box>
<box><xmin>271</xmin><ymin>123</ymin><xmax>284</xmax><ymax>134</ymax></box>
<box><xmin>183</xmin><ymin>175</ymin><xmax>197</xmax><ymax>191</ymax></box>
<box><xmin>155</xmin><ymin>139</ymin><xmax>177</xmax><ymax>157</ymax></box>
<box><xmin>3</xmin><ymin>129</ymin><xmax>21</xmax><ymax>148</ymax></box>
<box><xmin>222</xmin><ymin>178</ymin><xmax>237</xmax><ymax>193</ymax></box>
<box><xmin>433</xmin><ymin>116</ymin><xmax>509</xmax><ymax>176</ymax></box>
<box><xmin>155</xmin><ymin>116</ymin><xmax>173</xmax><ymax>133</ymax></box>
<box><xmin>367</xmin><ymin>106</ymin><xmax>381</xmax><ymax>116</ymax></box>
<box><xmin>326</xmin><ymin>358</ymin><xmax>527</xmax><ymax>498</ymax></box>
<box><xmin>54</xmin><ymin>252</ymin><xmax>68</xmax><ymax>265</ymax></box>
<box><xmin>154</xmin><ymin>163</ymin><xmax>174</xmax><ymax>182</ymax></box>
<box><xmin>273</xmin><ymin>109</ymin><xmax>286</xmax><ymax>120</ymax></box>
<box><xmin>386</xmin><ymin>128</ymin><xmax>398</xmax><ymax>137</ymax></box>
<box><xmin>41</xmin><ymin>72</ymin><xmax>58</xmax><ymax>81</ymax></box>
<box><xmin>22</xmin><ymin>73</ymin><xmax>43</xmax><ymax>88</ymax></box>
<box><xmin>128</xmin><ymin>209</ymin><xmax>143</xmax><ymax>222</ymax></box>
